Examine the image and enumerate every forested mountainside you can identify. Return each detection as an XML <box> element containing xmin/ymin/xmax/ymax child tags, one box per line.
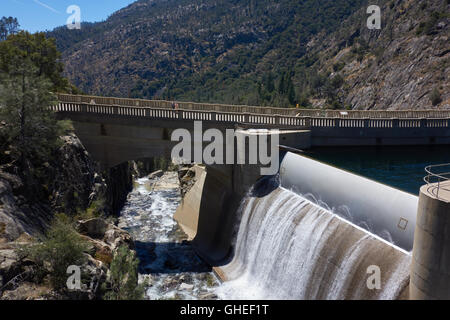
<box><xmin>49</xmin><ymin>0</ymin><xmax>449</xmax><ymax>110</ymax></box>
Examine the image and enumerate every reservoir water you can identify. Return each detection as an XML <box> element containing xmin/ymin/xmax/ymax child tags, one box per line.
<box><xmin>304</xmin><ymin>145</ymin><xmax>450</xmax><ymax>195</ymax></box>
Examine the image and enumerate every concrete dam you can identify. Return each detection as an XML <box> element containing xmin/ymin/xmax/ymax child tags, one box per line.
<box><xmin>178</xmin><ymin>152</ymin><xmax>450</xmax><ymax>300</ymax></box>
<box><xmin>213</xmin><ymin>152</ymin><xmax>415</xmax><ymax>299</ymax></box>
<box><xmin>54</xmin><ymin>94</ymin><xmax>450</xmax><ymax>300</ymax></box>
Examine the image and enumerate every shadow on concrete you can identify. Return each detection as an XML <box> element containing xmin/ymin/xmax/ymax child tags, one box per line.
<box><xmin>249</xmin><ymin>174</ymin><xmax>280</xmax><ymax>198</ymax></box>
<box><xmin>135</xmin><ymin>240</ymin><xmax>212</xmax><ymax>274</ymax></box>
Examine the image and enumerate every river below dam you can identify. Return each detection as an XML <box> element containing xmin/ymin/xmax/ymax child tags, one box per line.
<box><xmin>117</xmin><ymin>147</ymin><xmax>447</xmax><ymax>300</ymax></box>
<box><xmin>118</xmin><ymin>164</ymin><xmax>414</xmax><ymax>300</ymax></box>
<box><xmin>118</xmin><ymin>173</ymin><xmax>220</xmax><ymax>300</ymax></box>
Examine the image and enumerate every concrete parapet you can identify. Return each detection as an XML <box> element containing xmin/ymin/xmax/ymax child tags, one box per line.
<box><xmin>410</xmin><ymin>182</ymin><xmax>450</xmax><ymax>300</ymax></box>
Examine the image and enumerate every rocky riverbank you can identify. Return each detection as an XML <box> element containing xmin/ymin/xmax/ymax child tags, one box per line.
<box><xmin>0</xmin><ymin>218</ymin><xmax>135</xmax><ymax>300</ymax></box>
<box><xmin>0</xmin><ymin>133</ymin><xmax>139</xmax><ymax>300</ymax></box>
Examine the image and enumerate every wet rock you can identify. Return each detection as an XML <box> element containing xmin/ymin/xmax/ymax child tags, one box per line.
<box><xmin>199</xmin><ymin>293</ymin><xmax>218</xmax><ymax>300</ymax></box>
<box><xmin>179</xmin><ymin>283</ymin><xmax>194</xmax><ymax>291</ymax></box>
<box><xmin>139</xmin><ymin>274</ymin><xmax>154</xmax><ymax>287</ymax></box>
<box><xmin>162</xmin><ymin>277</ymin><xmax>179</xmax><ymax>290</ymax></box>
<box><xmin>148</xmin><ymin>170</ymin><xmax>164</xmax><ymax>180</ymax></box>
<box><xmin>178</xmin><ymin>167</ymin><xmax>191</xmax><ymax>180</ymax></box>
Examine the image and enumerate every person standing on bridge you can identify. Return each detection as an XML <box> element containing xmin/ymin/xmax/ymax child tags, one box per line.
<box><xmin>171</xmin><ymin>101</ymin><xmax>176</xmax><ymax>110</ymax></box>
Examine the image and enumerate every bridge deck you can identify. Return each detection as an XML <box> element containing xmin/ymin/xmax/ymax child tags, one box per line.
<box><xmin>53</xmin><ymin>101</ymin><xmax>450</xmax><ymax>130</ymax></box>
<box><xmin>57</xmin><ymin>93</ymin><xmax>450</xmax><ymax>119</ymax></box>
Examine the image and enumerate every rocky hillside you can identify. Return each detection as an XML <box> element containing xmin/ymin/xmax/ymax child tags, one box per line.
<box><xmin>49</xmin><ymin>0</ymin><xmax>448</xmax><ymax>110</ymax></box>
<box><xmin>0</xmin><ymin>134</ymin><xmax>133</xmax><ymax>242</ymax></box>
<box><xmin>302</xmin><ymin>0</ymin><xmax>449</xmax><ymax>110</ymax></box>
<box><xmin>49</xmin><ymin>0</ymin><xmax>367</xmax><ymax>106</ymax></box>
<box><xmin>0</xmin><ymin>134</ymin><xmax>139</xmax><ymax>300</ymax></box>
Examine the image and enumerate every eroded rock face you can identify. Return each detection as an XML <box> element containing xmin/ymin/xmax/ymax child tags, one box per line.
<box><xmin>0</xmin><ymin>132</ymin><xmax>138</xmax><ymax>300</ymax></box>
<box><xmin>0</xmin><ymin>249</ymin><xmax>21</xmax><ymax>286</ymax></box>
<box><xmin>307</xmin><ymin>0</ymin><xmax>449</xmax><ymax>110</ymax></box>
<box><xmin>0</xmin><ymin>218</ymin><xmax>136</xmax><ymax>300</ymax></box>
<box><xmin>77</xmin><ymin>218</ymin><xmax>110</xmax><ymax>239</ymax></box>
<box><xmin>0</xmin><ymin>132</ymin><xmax>135</xmax><ymax>241</ymax></box>
<box><xmin>51</xmin><ymin>134</ymin><xmax>108</xmax><ymax>216</ymax></box>
<box><xmin>0</xmin><ymin>134</ymin><xmax>109</xmax><ymax>242</ymax></box>
<box><xmin>0</xmin><ymin>173</ymin><xmax>52</xmax><ymax>241</ymax></box>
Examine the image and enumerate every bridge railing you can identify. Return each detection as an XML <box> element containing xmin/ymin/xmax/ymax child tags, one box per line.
<box><xmin>57</xmin><ymin>93</ymin><xmax>450</xmax><ymax>119</ymax></box>
<box><xmin>52</xmin><ymin>102</ymin><xmax>450</xmax><ymax>129</ymax></box>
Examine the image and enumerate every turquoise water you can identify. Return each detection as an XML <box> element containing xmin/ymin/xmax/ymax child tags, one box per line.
<box><xmin>304</xmin><ymin>146</ymin><xmax>450</xmax><ymax>195</ymax></box>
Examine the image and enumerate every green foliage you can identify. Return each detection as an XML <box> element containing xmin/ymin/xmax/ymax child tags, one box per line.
<box><xmin>152</xmin><ymin>156</ymin><xmax>178</xmax><ymax>172</ymax></box>
<box><xmin>331</xmin><ymin>74</ymin><xmax>344</xmax><ymax>89</ymax></box>
<box><xmin>153</xmin><ymin>156</ymin><xmax>169</xmax><ymax>171</ymax></box>
<box><xmin>75</xmin><ymin>198</ymin><xmax>106</xmax><ymax>221</ymax></box>
<box><xmin>102</xmin><ymin>245</ymin><xmax>144</xmax><ymax>300</ymax></box>
<box><xmin>430</xmin><ymin>87</ymin><xmax>442</xmax><ymax>106</ymax></box>
<box><xmin>0</xmin><ymin>31</ymin><xmax>77</xmax><ymax>175</ymax></box>
<box><xmin>0</xmin><ymin>16</ymin><xmax>20</xmax><ymax>41</ymax></box>
<box><xmin>0</xmin><ymin>31</ymin><xmax>72</xmax><ymax>92</ymax></box>
<box><xmin>20</xmin><ymin>214</ymin><xmax>88</xmax><ymax>290</ymax></box>
<box><xmin>0</xmin><ymin>64</ymin><xmax>61</xmax><ymax>168</ymax></box>
<box><xmin>415</xmin><ymin>11</ymin><xmax>446</xmax><ymax>36</ymax></box>
<box><xmin>333</xmin><ymin>62</ymin><xmax>345</xmax><ymax>72</ymax></box>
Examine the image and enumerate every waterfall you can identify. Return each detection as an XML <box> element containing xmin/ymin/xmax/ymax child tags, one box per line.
<box><xmin>216</xmin><ymin>188</ymin><xmax>411</xmax><ymax>300</ymax></box>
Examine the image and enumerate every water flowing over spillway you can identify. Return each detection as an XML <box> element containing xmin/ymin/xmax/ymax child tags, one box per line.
<box><xmin>216</xmin><ymin>188</ymin><xmax>411</xmax><ymax>300</ymax></box>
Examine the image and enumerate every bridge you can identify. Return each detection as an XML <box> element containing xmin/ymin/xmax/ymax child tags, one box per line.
<box><xmin>55</xmin><ymin>94</ymin><xmax>450</xmax><ymax>153</ymax></box>
<box><xmin>54</xmin><ymin>94</ymin><xmax>450</xmax><ymax>283</ymax></box>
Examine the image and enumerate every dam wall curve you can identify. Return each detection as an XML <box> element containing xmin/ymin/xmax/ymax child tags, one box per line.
<box><xmin>279</xmin><ymin>152</ymin><xmax>418</xmax><ymax>251</ymax></box>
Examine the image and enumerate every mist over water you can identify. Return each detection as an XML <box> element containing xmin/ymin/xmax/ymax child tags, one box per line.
<box><xmin>216</xmin><ymin>188</ymin><xmax>411</xmax><ymax>300</ymax></box>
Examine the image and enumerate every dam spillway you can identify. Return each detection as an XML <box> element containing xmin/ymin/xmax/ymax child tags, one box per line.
<box><xmin>174</xmin><ymin>152</ymin><xmax>432</xmax><ymax>299</ymax></box>
<box><xmin>213</xmin><ymin>152</ymin><xmax>421</xmax><ymax>299</ymax></box>
<box><xmin>216</xmin><ymin>187</ymin><xmax>411</xmax><ymax>300</ymax></box>
<box><xmin>279</xmin><ymin>152</ymin><xmax>419</xmax><ymax>251</ymax></box>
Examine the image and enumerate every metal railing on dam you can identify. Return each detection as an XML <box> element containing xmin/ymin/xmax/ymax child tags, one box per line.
<box><xmin>52</xmin><ymin>100</ymin><xmax>450</xmax><ymax>129</ymax></box>
<box><xmin>57</xmin><ymin>93</ymin><xmax>450</xmax><ymax>119</ymax></box>
<box><xmin>424</xmin><ymin>163</ymin><xmax>450</xmax><ymax>200</ymax></box>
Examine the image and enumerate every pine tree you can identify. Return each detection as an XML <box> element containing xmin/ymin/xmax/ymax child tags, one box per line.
<box><xmin>103</xmin><ymin>245</ymin><xmax>144</xmax><ymax>300</ymax></box>
<box><xmin>0</xmin><ymin>62</ymin><xmax>61</xmax><ymax>169</ymax></box>
<box><xmin>0</xmin><ymin>16</ymin><xmax>19</xmax><ymax>41</ymax></box>
<box><xmin>0</xmin><ymin>31</ymin><xmax>72</xmax><ymax>171</ymax></box>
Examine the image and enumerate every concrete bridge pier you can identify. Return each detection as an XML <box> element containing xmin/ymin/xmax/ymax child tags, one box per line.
<box><xmin>410</xmin><ymin>181</ymin><xmax>450</xmax><ymax>300</ymax></box>
<box><xmin>190</xmin><ymin>163</ymin><xmax>262</xmax><ymax>265</ymax></box>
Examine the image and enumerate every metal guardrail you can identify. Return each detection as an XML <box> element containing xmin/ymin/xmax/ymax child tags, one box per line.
<box><xmin>424</xmin><ymin>163</ymin><xmax>450</xmax><ymax>199</ymax></box>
